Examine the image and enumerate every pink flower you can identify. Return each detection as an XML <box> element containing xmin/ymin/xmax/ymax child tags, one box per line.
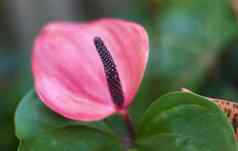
<box><xmin>32</xmin><ymin>19</ymin><xmax>149</xmax><ymax>121</ymax></box>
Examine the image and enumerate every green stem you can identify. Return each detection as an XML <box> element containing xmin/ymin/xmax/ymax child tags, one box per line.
<box><xmin>120</xmin><ymin>110</ymin><xmax>135</xmax><ymax>150</ymax></box>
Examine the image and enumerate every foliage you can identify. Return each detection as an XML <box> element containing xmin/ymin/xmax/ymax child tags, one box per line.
<box><xmin>15</xmin><ymin>91</ymin><xmax>236</xmax><ymax>151</ymax></box>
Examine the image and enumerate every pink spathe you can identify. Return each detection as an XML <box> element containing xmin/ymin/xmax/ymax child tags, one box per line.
<box><xmin>32</xmin><ymin>18</ymin><xmax>149</xmax><ymax>121</ymax></box>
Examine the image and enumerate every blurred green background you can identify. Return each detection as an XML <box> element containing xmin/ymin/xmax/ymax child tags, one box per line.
<box><xmin>1</xmin><ymin>0</ymin><xmax>238</xmax><ymax>150</ymax></box>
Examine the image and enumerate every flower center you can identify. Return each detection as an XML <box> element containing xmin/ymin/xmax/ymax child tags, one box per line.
<box><xmin>94</xmin><ymin>37</ymin><xmax>124</xmax><ymax>108</ymax></box>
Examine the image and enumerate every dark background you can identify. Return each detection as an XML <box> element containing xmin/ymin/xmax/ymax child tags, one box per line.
<box><xmin>1</xmin><ymin>0</ymin><xmax>238</xmax><ymax>150</ymax></box>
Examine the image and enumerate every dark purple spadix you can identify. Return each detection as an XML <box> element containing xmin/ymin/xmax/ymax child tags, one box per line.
<box><xmin>94</xmin><ymin>37</ymin><xmax>124</xmax><ymax>108</ymax></box>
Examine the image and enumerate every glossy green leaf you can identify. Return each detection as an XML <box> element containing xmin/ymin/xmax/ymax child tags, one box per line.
<box><xmin>15</xmin><ymin>90</ymin><xmax>123</xmax><ymax>151</ymax></box>
<box><xmin>137</xmin><ymin>92</ymin><xmax>237</xmax><ymax>151</ymax></box>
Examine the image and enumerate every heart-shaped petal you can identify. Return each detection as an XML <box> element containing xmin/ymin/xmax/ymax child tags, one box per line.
<box><xmin>32</xmin><ymin>19</ymin><xmax>149</xmax><ymax>121</ymax></box>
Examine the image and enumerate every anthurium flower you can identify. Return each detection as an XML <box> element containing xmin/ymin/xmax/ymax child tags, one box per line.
<box><xmin>32</xmin><ymin>19</ymin><xmax>149</xmax><ymax>121</ymax></box>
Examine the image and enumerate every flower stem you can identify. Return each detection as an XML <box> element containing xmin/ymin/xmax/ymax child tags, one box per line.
<box><xmin>119</xmin><ymin>110</ymin><xmax>136</xmax><ymax>149</ymax></box>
